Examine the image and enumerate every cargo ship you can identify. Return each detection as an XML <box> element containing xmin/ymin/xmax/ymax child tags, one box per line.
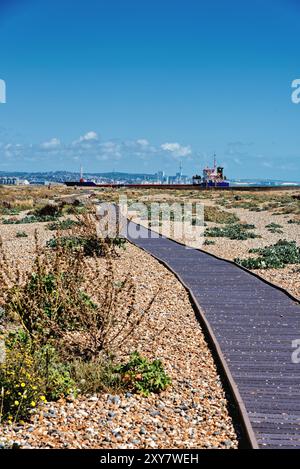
<box><xmin>192</xmin><ymin>155</ymin><xmax>229</xmax><ymax>187</ymax></box>
<box><xmin>65</xmin><ymin>157</ymin><xmax>230</xmax><ymax>189</ymax></box>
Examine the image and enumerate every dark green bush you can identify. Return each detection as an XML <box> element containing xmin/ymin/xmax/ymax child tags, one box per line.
<box><xmin>205</xmin><ymin>223</ymin><xmax>258</xmax><ymax>240</ymax></box>
<box><xmin>265</xmin><ymin>223</ymin><xmax>283</xmax><ymax>234</ymax></box>
<box><xmin>47</xmin><ymin>219</ymin><xmax>81</xmax><ymax>231</ymax></box>
<box><xmin>1</xmin><ymin>208</ymin><xmax>20</xmax><ymax>216</ymax></box>
<box><xmin>235</xmin><ymin>239</ymin><xmax>300</xmax><ymax>269</ymax></box>
<box><xmin>47</xmin><ymin>235</ymin><xmax>126</xmax><ymax>256</ymax></box>
<box><xmin>47</xmin><ymin>235</ymin><xmax>105</xmax><ymax>256</ymax></box>
<box><xmin>3</xmin><ymin>214</ymin><xmax>59</xmax><ymax>225</ymax></box>
<box><xmin>33</xmin><ymin>204</ymin><xmax>62</xmax><ymax>218</ymax></box>
<box><xmin>203</xmin><ymin>239</ymin><xmax>215</xmax><ymax>245</ymax></box>
<box><xmin>16</xmin><ymin>231</ymin><xmax>28</xmax><ymax>238</ymax></box>
<box><xmin>114</xmin><ymin>351</ymin><xmax>171</xmax><ymax>396</ymax></box>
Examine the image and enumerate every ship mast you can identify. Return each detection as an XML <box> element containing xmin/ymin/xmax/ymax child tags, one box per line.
<box><xmin>80</xmin><ymin>165</ymin><xmax>84</xmax><ymax>182</ymax></box>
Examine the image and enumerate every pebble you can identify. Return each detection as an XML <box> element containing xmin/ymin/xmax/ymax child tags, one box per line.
<box><xmin>0</xmin><ymin>216</ymin><xmax>239</xmax><ymax>450</ymax></box>
<box><xmin>149</xmin><ymin>410</ymin><xmax>160</xmax><ymax>417</ymax></box>
<box><xmin>88</xmin><ymin>396</ymin><xmax>99</xmax><ymax>402</ymax></box>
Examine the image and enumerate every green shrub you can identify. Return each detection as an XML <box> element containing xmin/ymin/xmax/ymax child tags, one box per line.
<box><xmin>203</xmin><ymin>239</ymin><xmax>215</xmax><ymax>245</ymax></box>
<box><xmin>265</xmin><ymin>223</ymin><xmax>283</xmax><ymax>234</ymax></box>
<box><xmin>47</xmin><ymin>235</ymin><xmax>126</xmax><ymax>256</ymax></box>
<box><xmin>47</xmin><ymin>235</ymin><xmax>105</xmax><ymax>256</ymax></box>
<box><xmin>33</xmin><ymin>204</ymin><xmax>62</xmax><ymax>218</ymax></box>
<box><xmin>16</xmin><ymin>231</ymin><xmax>28</xmax><ymax>238</ymax></box>
<box><xmin>3</xmin><ymin>215</ymin><xmax>59</xmax><ymax>225</ymax></box>
<box><xmin>114</xmin><ymin>352</ymin><xmax>171</xmax><ymax>396</ymax></box>
<box><xmin>2</xmin><ymin>231</ymin><xmax>141</xmax><ymax>360</ymax></box>
<box><xmin>47</xmin><ymin>219</ymin><xmax>81</xmax><ymax>231</ymax></box>
<box><xmin>0</xmin><ymin>332</ymin><xmax>76</xmax><ymax>422</ymax></box>
<box><xmin>7</xmin><ymin>268</ymin><xmax>96</xmax><ymax>341</ymax></box>
<box><xmin>0</xmin><ymin>208</ymin><xmax>20</xmax><ymax>216</ymax></box>
<box><xmin>71</xmin><ymin>357</ymin><xmax>122</xmax><ymax>394</ymax></box>
<box><xmin>235</xmin><ymin>239</ymin><xmax>300</xmax><ymax>269</ymax></box>
<box><xmin>0</xmin><ymin>332</ymin><xmax>45</xmax><ymax>422</ymax></box>
<box><xmin>205</xmin><ymin>223</ymin><xmax>258</xmax><ymax>240</ymax></box>
<box><xmin>34</xmin><ymin>345</ymin><xmax>76</xmax><ymax>401</ymax></box>
<box><xmin>63</xmin><ymin>205</ymin><xmax>86</xmax><ymax>215</ymax></box>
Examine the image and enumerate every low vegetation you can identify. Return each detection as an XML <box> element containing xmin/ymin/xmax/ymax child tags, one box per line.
<box><xmin>235</xmin><ymin>239</ymin><xmax>300</xmax><ymax>269</ymax></box>
<box><xmin>114</xmin><ymin>351</ymin><xmax>171</xmax><ymax>397</ymax></box>
<box><xmin>47</xmin><ymin>213</ymin><xmax>126</xmax><ymax>256</ymax></box>
<box><xmin>0</xmin><ymin>214</ymin><xmax>168</xmax><ymax>422</ymax></box>
<box><xmin>204</xmin><ymin>206</ymin><xmax>239</xmax><ymax>224</ymax></box>
<box><xmin>203</xmin><ymin>239</ymin><xmax>216</xmax><ymax>245</ymax></box>
<box><xmin>265</xmin><ymin>223</ymin><xmax>283</xmax><ymax>234</ymax></box>
<box><xmin>2</xmin><ymin>203</ymin><xmax>63</xmax><ymax>225</ymax></box>
<box><xmin>15</xmin><ymin>231</ymin><xmax>28</xmax><ymax>238</ymax></box>
<box><xmin>47</xmin><ymin>219</ymin><xmax>81</xmax><ymax>231</ymax></box>
<box><xmin>205</xmin><ymin>223</ymin><xmax>258</xmax><ymax>240</ymax></box>
<box><xmin>288</xmin><ymin>218</ymin><xmax>300</xmax><ymax>225</ymax></box>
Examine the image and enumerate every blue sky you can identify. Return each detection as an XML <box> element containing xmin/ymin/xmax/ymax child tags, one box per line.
<box><xmin>0</xmin><ymin>0</ymin><xmax>300</xmax><ymax>179</ymax></box>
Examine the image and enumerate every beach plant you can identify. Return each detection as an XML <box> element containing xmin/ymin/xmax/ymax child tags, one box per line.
<box><xmin>203</xmin><ymin>239</ymin><xmax>215</xmax><ymax>245</ymax></box>
<box><xmin>71</xmin><ymin>357</ymin><xmax>122</xmax><ymax>394</ymax></box>
<box><xmin>33</xmin><ymin>204</ymin><xmax>62</xmax><ymax>219</ymax></box>
<box><xmin>47</xmin><ymin>234</ymin><xmax>107</xmax><ymax>256</ymax></box>
<box><xmin>47</xmin><ymin>213</ymin><xmax>126</xmax><ymax>256</ymax></box>
<box><xmin>114</xmin><ymin>352</ymin><xmax>171</xmax><ymax>396</ymax></box>
<box><xmin>205</xmin><ymin>223</ymin><xmax>258</xmax><ymax>240</ymax></box>
<box><xmin>3</xmin><ymin>214</ymin><xmax>59</xmax><ymax>225</ymax></box>
<box><xmin>204</xmin><ymin>206</ymin><xmax>239</xmax><ymax>224</ymax></box>
<box><xmin>288</xmin><ymin>219</ymin><xmax>300</xmax><ymax>225</ymax></box>
<box><xmin>0</xmin><ymin>212</ymin><xmax>162</xmax><ymax>420</ymax></box>
<box><xmin>34</xmin><ymin>344</ymin><xmax>76</xmax><ymax>401</ymax></box>
<box><xmin>235</xmin><ymin>239</ymin><xmax>300</xmax><ymax>269</ymax></box>
<box><xmin>265</xmin><ymin>223</ymin><xmax>283</xmax><ymax>234</ymax></box>
<box><xmin>0</xmin><ymin>332</ymin><xmax>45</xmax><ymax>422</ymax></box>
<box><xmin>0</xmin><ymin>226</ymin><xmax>156</xmax><ymax>360</ymax></box>
<box><xmin>0</xmin><ymin>208</ymin><xmax>20</xmax><ymax>216</ymax></box>
<box><xmin>16</xmin><ymin>231</ymin><xmax>28</xmax><ymax>238</ymax></box>
<box><xmin>47</xmin><ymin>219</ymin><xmax>81</xmax><ymax>231</ymax></box>
<box><xmin>0</xmin><ymin>331</ymin><xmax>75</xmax><ymax>422</ymax></box>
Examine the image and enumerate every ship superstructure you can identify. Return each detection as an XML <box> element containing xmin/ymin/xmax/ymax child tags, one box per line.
<box><xmin>193</xmin><ymin>154</ymin><xmax>229</xmax><ymax>187</ymax></box>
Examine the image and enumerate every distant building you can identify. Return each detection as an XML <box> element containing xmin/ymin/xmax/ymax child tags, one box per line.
<box><xmin>155</xmin><ymin>171</ymin><xmax>166</xmax><ymax>183</ymax></box>
<box><xmin>0</xmin><ymin>176</ymin><xmax>19</xmax><ymax>185</ymax></box>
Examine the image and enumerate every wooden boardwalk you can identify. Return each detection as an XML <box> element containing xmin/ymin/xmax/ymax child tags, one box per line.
<box><xmin>127</xmin><ymin>222</ymin><xmax>300</xmax><ymax>449</ymax></box>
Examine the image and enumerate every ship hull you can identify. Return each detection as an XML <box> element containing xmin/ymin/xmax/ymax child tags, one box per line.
<box><xmin>65</xmin><ymin>181</ymin><xmax>230</xmax><ymax>188</ymax></box>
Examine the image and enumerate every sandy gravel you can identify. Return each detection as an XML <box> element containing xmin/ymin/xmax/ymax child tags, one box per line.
<box><xmin>0</xmin><ymin>220</ymin><xmax>239</xmax><ymax>449</ymax></box>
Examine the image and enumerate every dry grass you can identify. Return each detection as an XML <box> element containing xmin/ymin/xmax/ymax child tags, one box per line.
<box><xmin>0</xmin><ymin>218</ymin><xmax>159</xmax><ymax>360</ymax></box>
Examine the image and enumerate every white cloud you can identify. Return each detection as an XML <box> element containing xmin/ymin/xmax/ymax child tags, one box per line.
<box><xmin>40</xmin><ymin>138</ymin><xmax>61</xmax><ymax>149</ymax></box>
<box><xmin>79</xmin><ymin>131</ymin><xmax>98</xmax><ymax>142</ymax></box>
<box><xmin>136</xmin><ymin>139</ymin><xmax>149</xmax><ymax>147</ymax></box>
<box><xmin>161</xmin><ymin>142</ymin><xmax>192</xmax><ymax>157</ymax></box>
<box><xmin>0</xmin><ymin>133</ymin><xmax>196</xmax><ymax>171</ymax></box>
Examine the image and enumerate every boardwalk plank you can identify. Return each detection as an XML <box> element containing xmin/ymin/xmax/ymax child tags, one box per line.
<box><xmin>127</xmin><ymin>222</ymin><xmax>300</xmax><ymax>449</ymax></box>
